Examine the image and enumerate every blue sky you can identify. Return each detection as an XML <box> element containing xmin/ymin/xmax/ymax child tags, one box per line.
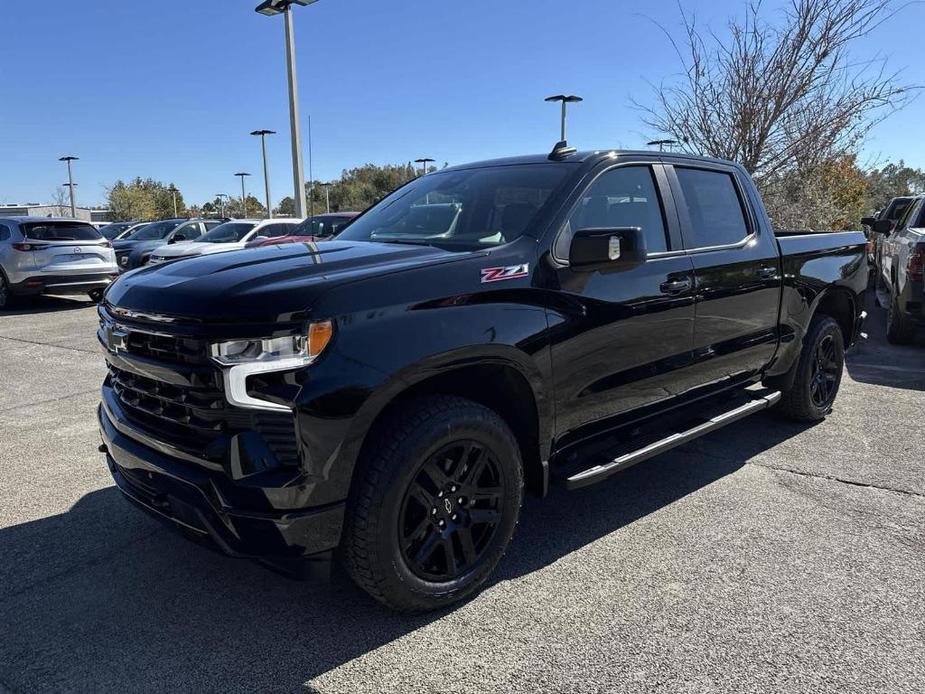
<box><xmin>1</xmin><ymin>0</ymin><xmax>923</xmax><ymax>208</ymax></box>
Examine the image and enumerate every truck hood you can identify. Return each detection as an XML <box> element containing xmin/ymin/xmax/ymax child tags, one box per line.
<box><xmin>106</xmin><ymin>240</ymin><xmax>463</xmax><ymax>322</ymax></box>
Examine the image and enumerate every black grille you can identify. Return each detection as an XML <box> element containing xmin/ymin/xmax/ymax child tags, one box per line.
<box><xmin>108</xmin><ymin>361</ymin><xmax>299</xmax><ymax>467</ymax></box>
<box><xmin>124</xmin><ymin>331</ymin><xmax>211</xmax><ymax>365</ymax></box>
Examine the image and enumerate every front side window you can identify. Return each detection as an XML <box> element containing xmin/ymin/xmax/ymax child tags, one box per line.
<box><xmin>197</xmin><ymin>222</ymin><xmax>257</xmax><ymax>243</ymax></box>
<box><xmin>21</xmin><ymin>221</ymin><xmax>102</xmax><ymax>241</ymax></box>
<box><xmin>336</xmin><ymin>163</ymin><xmax>575</xmax><ymax>250</ymax></box>
<box><xmin>561</xmin><ymin>165</ymin><xmax>669</xmax><ymax>258</ymax></box>
<box><xmin>675</xmin><ymin>168</ymin><xmax>750</xmax><ymax>248</ymax></box>
<box><xmin>130</xmin><ymin>220</ymin><xmax>182</xmax><ymax>241</ymax></box>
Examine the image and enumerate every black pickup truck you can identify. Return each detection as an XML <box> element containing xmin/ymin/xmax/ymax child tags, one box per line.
<box><xmin>97</xmin><ymin>148</ymin><xmax>867</xmax><ymax>611</ymax></box>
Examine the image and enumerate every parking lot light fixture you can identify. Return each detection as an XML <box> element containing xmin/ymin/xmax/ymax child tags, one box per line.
<box><xmin>255</xmin><ymin>0</ymin><xmax>319</xmax><ymax>219</ymax></box>
<box><xmin>544</xmin><ymin>95</ymin><xmax>583</xmax><ymax>144</ymax></box>
<box><xmin>168</xmin><ymin>185</ymin><xmax>179</xmax><ymax>217</ymax></box>
<box><xmin>320</xmin><ymin>182</ymin><xmax>332</xmax><ymax>213</ymax></box>
<box><xmin>251</xmin><ymin>129</ymin><xmax>276</xmax><ymax>218</ymax></box>
<box><xmin>414</xmin><ymin>158</ymin><xmax>435</xmax><ymax>177</ymax></box>
<box><xmin>59</xmin><ymin>156</ymin><xmax>79</xmax><ymax>217</ymax></box>
<box><xmin>235</xmin><ymin>173</ymin><xmax>252</xmax><ymax>218</ymax></box>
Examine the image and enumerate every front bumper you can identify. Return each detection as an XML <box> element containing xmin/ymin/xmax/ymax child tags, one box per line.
<box><xmin>11</xmin><ymin>272</ymin><xmax>117</xmax><ymax>296</ymax></box>
<box><xmin>98</xmin><ymin>398</ymin><xmax>345</xmax><ymax>569</ymax></box>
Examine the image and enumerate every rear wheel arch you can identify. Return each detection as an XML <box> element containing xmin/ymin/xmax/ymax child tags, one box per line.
<box><xmin>813</xmin><ymin>287</ymin><xmax>856</xmax><ymax>347</ymax></box>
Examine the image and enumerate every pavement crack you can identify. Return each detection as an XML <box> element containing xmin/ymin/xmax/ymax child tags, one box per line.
<box><xmin>0</xmin><ymin>334</ymin><xmax>97</xmax><ymax>355</ymax></box>
<box><xmin>0</xmin><ymin>388</ymin><xmax>100</xmax><ymax>413</ymax></box>
<box><xmin>749</xmin><ymin>461</ymin><xmax>925</xmax><ymax>499</ymax></box>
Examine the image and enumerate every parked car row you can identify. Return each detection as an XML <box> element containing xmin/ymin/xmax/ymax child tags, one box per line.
<box><xmin>0</xmin><ymin>213</ymin><xmax>362</xmax><ymax>308</ymax></box>
<box><xmin>863</xmin><ymin>196</ymin><xmax>925</xmax><ymax>344</ymax></box>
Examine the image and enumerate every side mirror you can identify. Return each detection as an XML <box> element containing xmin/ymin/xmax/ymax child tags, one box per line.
<box><xmin>872</xmin><ymin>219</ymin><xmax>893</xmax><ymax>234</ymax></box>
<box><xmin>860</xmin><ymin>217</ymin><xmax>877</xmax><ymax>227</ymax></box>
<box><xmin>569</xmin><ymin>227</ymin><xmax>647</xmax><ymax>271</ymax></box>
<box><xmin>253</xmin><ymin>236</ymin><xmax>269</xmax><ymax>243</ymax></box>
<box><xmin>171</xmin><ymin>234</ymin><xmax>186</xmax><ymax>243</ymax></box>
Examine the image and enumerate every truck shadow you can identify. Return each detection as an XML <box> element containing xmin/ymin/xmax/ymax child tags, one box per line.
<box><xmin>0</xmin><ymin>414</ymin><xmax>813</xmax><ymax>693</ymax></box>
<box><xmin>844</xmin><ymin>294</ymin><xmax>925</xmax><ymax>392</ymax></box>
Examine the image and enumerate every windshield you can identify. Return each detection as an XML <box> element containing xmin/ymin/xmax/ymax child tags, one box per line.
<box><xmin>336</xmin><ymin>164</ymin><xmax>575</xmax><ymax>250</ymax></box>
<box><xmin>100</xmin><ymin>222</ymin><xmax>132</xmax><ymax>239</ymax></box>
<box><xmin>197</xmin><ymin>221</ymin><xmax>256</xmax><ymax>243</ymax></box>
<box><xmin>293</xmin><ymin>215</ymin><xmax>356</xmax><ymax>238</ymax></box>
<box><xmin>22</xmin><ymin>221</ymin><xmax>102</xmax><ymax>242</ymax></box>
<box><xmin>130</xmin><ymin>220</ymin><xmax>182</xmax><ymax>241</ymax></box>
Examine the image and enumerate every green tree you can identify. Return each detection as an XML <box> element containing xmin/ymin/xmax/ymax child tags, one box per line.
<box><xmin>106</xmin><ymin>178</ymin><xmax>187</xmax><ymax>221</ymax></box>
<box><xmin>863</xmin><ymin>162</ymin><xmax>925</xmax><ymax>214</ymax></box>
<box><xmin>275</xmin><ymin>196</ymin><xmax>296</xmax><ymax>217</ymax></box>
<box><xmin>304</xmin><ymin>163</ymin><xmax>419</xmax><ymax>216</ymax></box>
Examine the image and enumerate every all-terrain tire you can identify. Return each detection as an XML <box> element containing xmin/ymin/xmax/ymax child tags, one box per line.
<box><xmin>886</xmin><ymin>291</ymin><xmax>915</xmax><ymax>345</ymax></box>
<box><xmin>341</xmin><ymin>395</ymin><xmax>523</xmax><ymax>612</ymax></box>
<box><xmin>775</xmin><ymin>314</ymin><xmax>845</xmax><ymax>422</ymax></box>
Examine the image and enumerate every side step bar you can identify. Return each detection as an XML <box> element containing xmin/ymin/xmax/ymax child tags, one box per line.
<box><xmin>564</xmin><ymin>391</ymin><xmax>781</xmax><ymax>490</ymax></box>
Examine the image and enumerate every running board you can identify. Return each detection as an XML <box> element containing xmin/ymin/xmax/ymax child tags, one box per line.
<box><xmin>564</xmin><ymin>391</ymin><xmax>781</xmax><ymax>490</ymax></box>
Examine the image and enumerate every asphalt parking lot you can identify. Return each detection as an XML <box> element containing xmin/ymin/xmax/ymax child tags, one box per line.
<box><xmin>0</xmin><ymin>294</ymin><xmax>923</xmax><ymax>694</ymax></box>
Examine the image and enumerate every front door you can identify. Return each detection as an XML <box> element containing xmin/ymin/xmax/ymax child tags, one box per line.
<box><xmin>547</xmin><ymin>162</ymin><xmax>697</xmax><ymax>447</ymax></box>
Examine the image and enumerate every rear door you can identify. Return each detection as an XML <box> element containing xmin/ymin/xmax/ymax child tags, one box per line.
<box><xmin>666</xmin><ymin>163</ymin><xmax>781</xmax><ymax>388</ymax></box>
<box><xmin>21</xmin><ymin>221</ymin><xmax>112</xmax><ymax>274</ymax></box>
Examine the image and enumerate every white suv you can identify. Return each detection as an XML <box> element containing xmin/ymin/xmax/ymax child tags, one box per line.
<box><xmin>0</xmin><ymin>217</ymin><xmax>118</xmax><ymax>309</ymax></box>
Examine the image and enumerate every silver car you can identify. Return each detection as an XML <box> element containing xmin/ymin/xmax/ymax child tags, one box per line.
<box><xmin>0</xmin><ymin>216</ymin><xmax>119</xmax><ymax>309</ymax></box>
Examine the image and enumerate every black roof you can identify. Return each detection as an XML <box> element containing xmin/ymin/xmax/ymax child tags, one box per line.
<box><xmin>440</xmin><ymin>149</ymin><xmax>740</xmax><ymax>173</ymax></box>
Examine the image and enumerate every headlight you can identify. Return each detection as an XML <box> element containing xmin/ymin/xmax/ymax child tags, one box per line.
<box><xmin>211</xmin><ymin>321</ymin><xmax>333</xmax><ymax>366</ymax></box>
<box><xmin>210</xmin><ymin>321</ymin><xmax>334</xmax><ymax>413</ymax></box>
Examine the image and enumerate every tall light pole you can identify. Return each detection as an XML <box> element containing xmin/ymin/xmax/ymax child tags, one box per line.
<box><xmin>59</xmin><ymin>155</ymin><xmax>79</xmax><ymax>217</ymax></box>
<box><xmin>215</xmin><ymin>193</ymin><xmax>229</xmax><ymax>218</ymax></box>
<box><xmin>235</xmin><ymin>173</ymin><xmax>252</xmax><ymax>218</ymax></box>
<box><xmin>320</xmin><ymin>182</ymin><xmax>331</xmax><ymax>213</ymax></box>
<box><xmin>544</xmin><ymin>95</ymin><xmax>583</xmax><ymax>144</ymax></box>
<box><xmin>255</xmin><ymin>0</ymin><xmax>318</xmax><ymax>219</ymax></box>
<box><xmin>415</xmin><ymin>158</ymin><xmax>435</xmax><ymax>177</ymax></box>
<box><xmin>251</xmin><ymin>129</ymin><xmax>276</xmax><ymax>218</ymax></box>
<box><xmin>168</xmin><ymin>185</ymin><xmax>179</xmax><ymax>217</ymax></box>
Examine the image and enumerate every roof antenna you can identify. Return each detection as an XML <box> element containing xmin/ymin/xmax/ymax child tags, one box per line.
<box><xmin>545</xmin><ymin>94</ymin><xmax>582</xmax><ymax>159</ymax></box>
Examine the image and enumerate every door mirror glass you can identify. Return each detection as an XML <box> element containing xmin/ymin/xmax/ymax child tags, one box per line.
<box><xmin>860</xmin><ymin>217</ymin><xmax>877</xmax><ymax>227</ymax></box>
<box><xmin>569</xmin><ymin>227</ymin><xmax>646</xmax><ymax>271</ymax></box>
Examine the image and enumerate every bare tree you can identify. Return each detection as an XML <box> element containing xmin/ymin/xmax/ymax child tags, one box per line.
<box><xmin>49</xmin><ymin>187</ymin><xmax>71</xmax><ymax>216</ymax></box>
<box><xmin>641</xmin><ymin>0</ymin><xmax>915</xmax><ymax>183</ymax></box>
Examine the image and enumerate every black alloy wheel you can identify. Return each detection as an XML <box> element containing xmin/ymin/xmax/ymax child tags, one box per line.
<box><xmin>809</xmin><ymin>333</ymin><xmax>839</xmax><ymax>409</ymax></box>
<box><xmin>399</xmin><ymin>441</ymin><xmax>504</xmax><ymax>582</ymax></box>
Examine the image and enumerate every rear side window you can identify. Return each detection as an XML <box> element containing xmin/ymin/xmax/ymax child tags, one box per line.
<box><xmin>563</xmin><ymin>165</ymin><xmax>669</xmax><ymax>256</ymax></box>
<box><xmin>675</xmin><ymin>168</ymin><xmax>749</xmax><ymax>248</ymax></box>
<box><xmin>0</xmin><ymin>224</ymin><xmax>10</xmax><ymax>241</ymax></box>
<box><xmin>21</xmin><ymin>221</ymin><xmax>102</xmax><ymax>241</ymax></box>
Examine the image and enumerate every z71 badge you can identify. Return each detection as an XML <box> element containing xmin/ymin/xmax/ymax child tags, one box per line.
<box><xmin>480</xmin><ymin>263</ymin><xmax>529</xmax><ymax>283</ymax></box>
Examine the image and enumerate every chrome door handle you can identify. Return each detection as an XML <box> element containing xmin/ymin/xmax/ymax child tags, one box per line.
<box><xmin>659</xmin><ymin>277</ymin><xmax>692</xmax><ymax>294</ymax></box>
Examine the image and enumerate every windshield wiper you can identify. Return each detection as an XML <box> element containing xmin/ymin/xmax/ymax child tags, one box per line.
<box><xmin>375</xmin><ymin>238</ymin><xmax>438</xmax><ymax>247</ymax></box>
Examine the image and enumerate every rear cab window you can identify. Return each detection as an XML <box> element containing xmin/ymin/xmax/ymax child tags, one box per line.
<box><xmin>674</xmin><ymin>167</ymin><xmax>750</xmax><ymax>248</ymax></box>
<box><xmin>21</xmin><ymin>221</ymin><xmax>103</xmax><ymax>242</ymax></box>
